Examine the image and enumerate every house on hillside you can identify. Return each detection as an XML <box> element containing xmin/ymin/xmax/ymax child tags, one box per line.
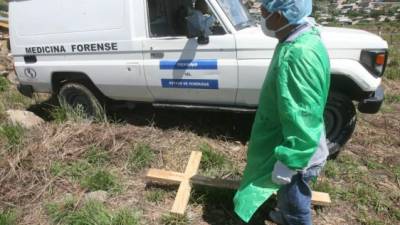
<box><xmin>338</xmin><ymin>16</ymin><xmax>353</xmax><ymax>25</ymax></box>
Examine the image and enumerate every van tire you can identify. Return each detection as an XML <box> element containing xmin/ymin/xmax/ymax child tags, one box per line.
<box><xmin>324</xmin><ymin>92</ymin><xmax>357</xmax><ymax>159</ymax></box>
<box><xmin>58</xmin><ymin>83</ymin><xmax>104</xmax><ymax>119</ymax></box>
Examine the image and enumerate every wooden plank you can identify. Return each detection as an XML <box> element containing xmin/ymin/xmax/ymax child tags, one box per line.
<box><xmin>171</xmin><ymin>180</ymin><xmax>192</xmax><ymax>214</ymax></box>
<box><xmin>192</xmin><ymin>174</ymin><xmax>331</xmax><ymax>204</ymax></box>
<box><xmin>147</xmin><ymin>170</ymin><xmax>331</xmax><ymax>205</ymax></box>
<box><xmin>170</xmin><ymin>151</ymin><xmax>202</xmax><ymax>215</ymax></box>
<box><xmin>184</xmin><ymin>151</ymin><xmax>202</xmax><ymax>177</ymax></box>
<box><xmin>191</xmin><ymin>175</ymin><xmax>240</xmax><ymax>189</ymax></box>
<box><xmin>311</xmin><ymin>191</ymin><xmax>331</xmax><ymax>206</ymax></box>
<box><xmin>146</xmin><ymin>169</ymin><xmax>184</xmax><ymax>184</ymax></box>
<box><xmin>193</xmin><ymin>175</ymin><xmax>331</xmax><ymax>205</ymax></box>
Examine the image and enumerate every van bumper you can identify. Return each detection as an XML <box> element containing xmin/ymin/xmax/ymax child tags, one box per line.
<box><xmin>358</xmin><ymin>85</ymin><xmax>384</xmax><ymax>114</ymax></box>
<box><xmin>17</xmin><ymin>84</ymin><xmax>34</xmax><ymax>98</ymax></box>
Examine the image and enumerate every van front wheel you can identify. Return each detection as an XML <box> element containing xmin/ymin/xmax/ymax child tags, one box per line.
<box><xmin>58</xmin><ymin>83</ymin><xmax>103</xmax><ymax>119</ymax></box>
<box><xmin>324</xmin><ymin>92</ymin><xmax>357</xmax><ymax>159</ymax></box>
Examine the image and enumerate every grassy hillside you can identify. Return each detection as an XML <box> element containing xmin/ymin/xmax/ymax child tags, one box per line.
<box><xmin>0</xmin><ymin>35</ymin><xmax>399</xmax><ymax>225</ymax></box>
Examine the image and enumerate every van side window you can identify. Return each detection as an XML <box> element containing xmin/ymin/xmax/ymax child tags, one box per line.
<box><xmin>147</xmin><ymin>0</ymin><xmax>226</xmax><ymax>37</ymax></box>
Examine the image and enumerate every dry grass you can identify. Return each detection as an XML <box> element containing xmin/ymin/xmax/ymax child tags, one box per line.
<box><xmin>0</xmin><ymin>117</ymin><xmax>246</xmax><ymax>224</ymax></box>
<box><xmin>2</xmin><ymin>84</ymin><xmax>398</xmax><ymax>224</ymax></box>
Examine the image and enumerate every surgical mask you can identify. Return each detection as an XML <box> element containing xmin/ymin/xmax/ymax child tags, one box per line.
<box><xmin>260</xmin><ymin>12</ymin><xmax>291</xmax><ymax>38</ymax></box>
<box><xmin>261</xmin><ymin>19</ymin><xmax>275</xmax><ymax>38</ymax></box>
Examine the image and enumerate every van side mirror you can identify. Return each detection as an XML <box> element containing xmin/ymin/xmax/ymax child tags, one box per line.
<box><xmin>197</xmin><ymin>35</ymin><xmax>209</xmax><ymax>45</ymax></box>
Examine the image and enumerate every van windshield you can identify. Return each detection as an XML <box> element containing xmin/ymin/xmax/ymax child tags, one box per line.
<box><xmin>216</xmin><ymin>0</ymin><xmax>254</xmax><ymax>30</ymax></box>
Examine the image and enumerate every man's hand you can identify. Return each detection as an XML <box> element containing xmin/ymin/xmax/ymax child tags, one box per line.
<box><xmin>272</xmin><ymin>161</ymin><xmax>297</xmax><ymax>185</ymax></box>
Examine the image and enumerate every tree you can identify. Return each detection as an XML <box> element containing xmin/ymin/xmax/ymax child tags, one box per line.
<box><xmin>0</xmin><ymin>0</ymin><xmax>7</xmax><ymax>12</ymax></box>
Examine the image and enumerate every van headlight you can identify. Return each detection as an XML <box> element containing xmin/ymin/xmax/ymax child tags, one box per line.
<box><xmin>360</xmin><ymin>49</ymin><xmax>388</xmax><ymax>77</ymax></box>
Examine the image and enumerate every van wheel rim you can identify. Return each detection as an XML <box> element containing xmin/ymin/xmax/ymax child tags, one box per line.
<box><xmin>66</xmin><ymin>93</ymin><xmax>94</xmax><ymax>116</ymax></box>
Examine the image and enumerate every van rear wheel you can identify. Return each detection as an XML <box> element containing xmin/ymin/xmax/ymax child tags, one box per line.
<box><xmin>324</xmin><ymin>92</ymin><xmax>357</xmax><ymax>159</ymax></box>
<box><xmin>58</xmin><ymin>83</ymin><xmax>103</xmax><ymax>119</ymax></box>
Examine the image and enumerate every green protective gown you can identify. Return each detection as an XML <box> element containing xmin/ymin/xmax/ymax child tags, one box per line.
<box><xmin>234</xmin><ymin>27</ymin><xmax>331</xmax><ymax>223</ymax></box>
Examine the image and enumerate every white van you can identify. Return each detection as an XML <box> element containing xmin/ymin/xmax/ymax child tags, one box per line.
<box><xmin>9</xmin><ymin>0</ymin><xmax>388</xmax><ymax>157</ymax></box>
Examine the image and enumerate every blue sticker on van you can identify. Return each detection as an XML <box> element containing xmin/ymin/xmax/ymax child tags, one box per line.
<box><xmin>161</xmin><ymin>79</ymin><xmax>219</xmax><ymax>89</ymax></box>
<box><xmin>160</xmin><ymin>60</ymin><xmax>218</xmax><ymax>70</ymax></box>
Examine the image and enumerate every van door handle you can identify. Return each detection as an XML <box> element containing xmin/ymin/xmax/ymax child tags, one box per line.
<box><xmin>150</xmin><ymin>52</ymin><xmax>164</xmax><ymax>59</ymax></box>
<box><xmin>24</xmin><ymin>55</ymin><xmax>37</xmax><ymax>64</ymax></box>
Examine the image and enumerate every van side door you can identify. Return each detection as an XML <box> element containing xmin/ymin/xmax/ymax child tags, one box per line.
<box><xmin>142</xmin><ymin>0</ymin><xmax>238</xmax><ymax>105</ymax></box>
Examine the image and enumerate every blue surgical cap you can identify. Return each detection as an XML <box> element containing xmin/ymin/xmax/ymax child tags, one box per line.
<box><xmin>261</xmin><ymin>0</ymin><xmax>312</xmax><ymax>25</ymax></box>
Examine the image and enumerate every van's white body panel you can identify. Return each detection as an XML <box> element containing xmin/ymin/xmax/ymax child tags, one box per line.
<box><xmin>9</xmin><ymin>0</ymin><xmax>388</xmax><ymax>107</ymax></box>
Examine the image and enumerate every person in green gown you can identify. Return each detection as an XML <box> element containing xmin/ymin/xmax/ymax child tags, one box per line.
<box><xmin>233</xmin><ymin>1</ymin><xmax>331</xmax><ymax>224</ymax></box>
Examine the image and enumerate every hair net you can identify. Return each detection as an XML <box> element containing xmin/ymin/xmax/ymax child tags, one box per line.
<box><xmin>261</xmin><ymin>0</ymin><xmax>312</xmax><ymax>25</ymax></box>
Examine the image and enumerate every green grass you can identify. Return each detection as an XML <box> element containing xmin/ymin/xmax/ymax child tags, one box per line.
<box><xmin>112</xmin><ymin>209</ymin><xmax>141</xmax><ymax>225</ymax></box>
<box><xmin>46</xmin><ymin>199</ymin><xmax>141</xmax><ymax>225</ymax></box>
<box><xmin>0</xmin><ymin>76</ymin><xmax>9</xmax><ymax>92</ymax></box>
<box><xmin>62</xmin><ymin>160</ymin><xmax>92</xmax><ymax>179</ymax></box>
<box><xmin>160</xmin><ymin>213</ymin><xmax>189</xmax><ymax>225</ymax></box>
<box><xmin>394</xmin><ymin>165</ymin><xmax>400</xmax><ymax>178</ymax></box>
<box><xmin>46</xmin><ymin>197</ymin><xmax>76</xmax><ymax>224</ymax></box>
<box><xmin>386</xmin><ymin>45</ymin><xmax>400</xmax><ymax>80</ymax></box>
<box><xmin>51</xmin><ymin>100</ymin><xmax>89</xmax><ymax>123</ymax></box>
<box><xmin>0</xmin><ymin>82</ymin><xmax>32</xmax><ymax>113</ymax></box>
<box><xmin>81</xmin><ymin>169</ymin><xmax>118</xmax><ymax>192</ymax></box>
<box><xmin>51</xmin><ymin>97</ymin><xmax>108</xmax><ymax>123</ymax></box>
<box><xmin>390</xmin><ymin>207</ymin><xmax>400</xmax><ymax>221</ymax></box>
<box><xmin>49</xmin><ymin>105</ymin><xmax>69</xmax><ymax>123</ymax></box>
<box><xmin>357</xmin><ymin>209</ymin><xmax>386</xmax><ymax>225</ymax></box>
<box><xmin>364</xmin><ymin>159</ymin><xmax>385</xmax><ymax>170</ymax></box>
<box><xmin>4</xmin><ymin>91</ymin><xmax>32</xmax><ymax>110</ymax></box>
<box><xmin>311</xmin><ymin>179</ymin><xmax>339</xmax><ymax>197</ymax></box>
<box><xmin>335</xmin><ymin>154</ymin><xmax>367</xmax><ymax>183</ymax></box>
<box><xmin>0</xmin><ymin>209</ymin><xmax>17</xmax><ymax>225</ymax></box>
<box><xmin>385</xmin><ymin>94</ymin><xmax>400</xmax><ymax>104</ymax></box>
<box><xmin>63</xmin><ymin>201</ymin><xmax>112</xmax><ymax>225</ymax></box>
<box><xmin>85</xmin><ymin>146</ymin><xmax>110</xmax><ymax>166</ymax></box>
<box><xmin>50</xmin><ymin>160</ymin><xmax>119</xmax><ymax>192</ymax></box>
<box><xmin>315</xmin><ymin>152</ymin><xmax>400</xmax><ymax>223</ymax></box>
<box><xmin>200</xmin><ymin>143</ymin><xmax>227</xmax><ymax>171</ymax></box>
<box><xmin>322</xmin><ymin>160</ymin><xmax>340</xmax><ymax>179</ymax></box>
<box><xmin>49</xmin><ymin>161</ymin><xmax>64</xmax><ymax>177</ymax></box>
<box><xmin>127</xmin><ymin>144</ymin><xmax>155</xmax><ymax>172</ymax></box>
<box><xmin>145</xmin><ymin>188</ymin><xmax>166</xmax><ymax>204</ymax></box>
<box><xmin>198</xmin><ymin>143</ymin><xmax>236</xmax><ymax>178</ymax></box>
<box><xmin>351</xmin><ymin>184</ymin><xmax>389</xmax><ymax>213</ymax></box>
<box><xmin>47</xmin><ymin>199</ymin><xmax>111</xmax><ymax>225</ymax></box>
<box><xmin>0</xmin><ymin>123</ymin><xmax>24</xmax><ymax>151</ymax></box>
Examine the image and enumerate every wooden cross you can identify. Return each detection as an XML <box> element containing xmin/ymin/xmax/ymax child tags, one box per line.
<box><xmin>146</xmin><ymin>151</ymin><xmax>331</xmax><ymax>215</ymax></box>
